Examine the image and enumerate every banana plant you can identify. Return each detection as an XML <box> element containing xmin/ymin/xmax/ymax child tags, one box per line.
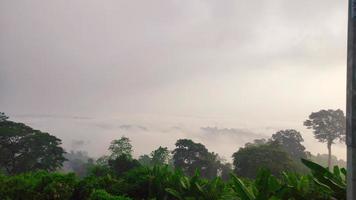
<box><xmin>230</xmin><ymin>169</ymin><xmax>282</xmax><ymax>200</ymax></box>
<box><xmin>279</xmin><ymin>172</ymin><xmax>330</xmax><ymax>200</ymax></box>
<box><xmin>231</xmin><ymin>168</ymin><xmax>327</xmax><ymax>200</ymax></box>
<box><xmin>301</xmin><ymin>159</ymin><xmax>346</xmax><ymax>200</ymax></box>
<box><xmin>165</xmin><ymin>170</ymin><xmax>228</xmax><ymax>200</ymax></box>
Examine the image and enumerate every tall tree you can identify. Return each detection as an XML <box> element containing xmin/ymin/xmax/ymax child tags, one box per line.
<box><xmin>304</xmin><ymin>109</ymin><xmax>346</xmax><ymax>169</ymax></box>
<box><xmin>151</xmin><ymin>146</ymin><xmax>170</xmax><ymax>165</ymax></box>
<box><xmin>0</xmin><ymin>113</ymin><xmax>66</xmax><ymax>174</ymax></box>
<box><xmin>172</xmin><ymin>139</ymin><xmax>221</xmax><ymax>178</ymax></box>
<box><xmin>232</xmin><ymin>142</ymin><xmax>297</xmax><ymax>178</ymax></box>
<box><xmin>108</xmin><ymin>136</ymin><xmax>133</xmax><ymax>159</ymax></box>
<box><xmin>173</xmin><ymin>139</ymin><xmax>209</xmax><ymax>176</ymax></box>
<box><xmin>271</xmin><ymin>129</ymin><xmax>307</xmax><ymax>159</ymax></box>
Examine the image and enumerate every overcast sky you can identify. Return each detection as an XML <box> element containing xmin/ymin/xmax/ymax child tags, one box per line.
<box><xmin>0</xmin><ymin>0</ymin><xmax>348</xmax><ymax>160</ymax></box>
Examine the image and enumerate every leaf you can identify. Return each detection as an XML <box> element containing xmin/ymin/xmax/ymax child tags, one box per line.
<box><xmin>231</xmin><ymin>174</ymin><xmax>255</xmax><ymax>200</ymax></box>
<box><xmin>180</xmin><ymin>177</ymin><xmax>190</xmax><ymax>189</ymax></box>
<box><xmin>301</xmin><ymin>159</ymin><xmax>330</xmax><ymax>175</ymax></box>
<box><xmin>195</xmin><ymin>182</ymin><xmax>204</xmax><ymax>194</ymax></box>
<box><xmin>165</xmin><ymin>188</ymin><xmax>183</xmax><ymax>200</ymax></box>
<box><xmin>340</xmin><ymin>168</ymin><xmax>347</xmax><ymax>176</ymax></box>
<box><xmin>268</xmin><ymin>176</ymin><xmax>280</xmax><ymax>192</ymax></box>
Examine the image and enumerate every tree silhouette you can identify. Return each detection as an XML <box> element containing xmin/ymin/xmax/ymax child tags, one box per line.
<box><xmin>304</xmin><ymin>109</ymin><xmax>346</xmax><ymax>169</ymax></box>
<box><xmin>271</xmin><ymin>129</ymin><xmax>308</xmax><ymax>159</ymax></box>
<box><xmin>0</xmin><ymin>113</ymin><xmax>66</xmax><ymax>174</ymax></box>
<box><xmin>108</xmin><ymin>136</ymin><xmax>133</xmax><ymax>159</ymax></box>
<box><xmin>172</xmin><ymin>139</ymin><xmax>221</xmax><ymax>178</ymax></box>
<box><xmin>151</xmin><ymin>146</ymin><xmax>170</xmax><ymax>165</ymax></box>
<box><xmin>232</xmin><ymin>142</ymin><xmax>297</xmax><ymax>178</ymax></box>
<box><xmin>108</xmin><ymin>154</ymin><xmax>140</xmax><ymax>176</ymax></box>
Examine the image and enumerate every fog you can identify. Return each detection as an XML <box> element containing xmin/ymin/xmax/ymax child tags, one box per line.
<box><xmin>0</xmin><ymin>0</ymin><xmax>347</xmax><ymax>160</ymax></box>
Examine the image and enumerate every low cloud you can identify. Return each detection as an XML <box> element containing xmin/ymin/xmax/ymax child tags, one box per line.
<box><xmin>119</xmin><ymin>124</ymin><xmax>148</xmax><ymax>131</ymax></box>
<box><xmin>200</xmin><ymin>126</ymin><xmax>264</xmax><ymax>138</ymax></box>
<box><xmin>93</xmin><ymin>122</ymin><xmax>148</xmax><ymax>131</ymax></box>
<box><xmin>70</xmin><ymin>139</ymin><xmax>90</xmax><ymax>151</ymax></box>
<box><xmin>13</xmin><ymin>114</ymin><xmax>92</xmax><ymax>120</ymax></box>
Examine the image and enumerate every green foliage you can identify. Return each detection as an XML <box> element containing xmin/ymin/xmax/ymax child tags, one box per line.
<box><xmin>89</xmin><ymin>190</ymin><xmax>131</xmax><ymax>200</ymax></box>
<box><xmin>304</xmin><ymin>109</ymin><xmax>346</xmax><ymax>169</ymax></box>
<box><xmin>165</xmin><ymin>172</ymin><xmax>227</xmax><ymax>200</ymax></box>
<box><xmin>230</xmin><ymin>167</ymin><xmax>337</xmax><ymax>200</ymax></box>
<box><xmin>0</xmin><ymin>171</ymin><xmax>77</xmax><ymax>200</ymax></box>
<box><xmin>301</xmin><ymin>159</ymin><xmax>346</xmax><ymax>200</ymax></box>
<box><xmin>232</xmin><ymin>142</ymin><xmax>299</xmax><ymax>178</ymax></box>
<box><xmin>138</xmin><ymin>146</ymin><xmax>171</xmax><ymax>167</ymax></box>
<box><xmin>87</xmin><ymin>165</ymin><xmax>113</xmax><ymax>177</ymax></box>
<box><xmin>172</xmin><ymin>139</ymin><xmax>225</xmax><ymax>179</ymax></box>
<box><xmin>304</xmin><ymin>109</ymin><xmax>346</xmax><ymax>144</ymax></box>
<box><xmin>271</xmin><ymin>129</ymin><xmax>308</xmax><ymax>159</ymax></box>
<box><xmin>0</xmin><ymin>159</ymin><xmax>347</xmax><ymax>200</ymax></box>
<box><xmin>0</xmin><ymin>116</ymin><xmax>348</xmax><ymax>199</ymax></box>
<box><xmin>72</xmin><ymin>174</ymin><xmax>125</xmax><ymax>199</ymax></box>
<box><xmin>151</xmin><ymin>146</ymin><xmax>171</xmax><ymax>165</ymax></box>
<box><xmin>108</xmin><ymin>154</ymin><xmax>141</xmax><ymax>176</ymax></box>
<box><xmin>173</xmin><ymin>139</ymin><xmax>210</xmax><ymax>177</ymax></box>
<box><xmin>109</xmin><ymin>136</ymin><xmax>133</xmax><ymax>160</ymax></box>
<box><xmin>0</xmin><ymin>117</ymin><xmax>66</xmax><ymax>174</ymax></box>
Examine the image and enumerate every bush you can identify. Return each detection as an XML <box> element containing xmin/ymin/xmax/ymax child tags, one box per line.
<box><xmin>72</xmin><ymin>175</ymin><xmax>125</xmax><ymax>199</ymax></box>
<box><xmin>0</xmin><ymin>171</ymin><xmax>77</xmax><ymax>200</ymax></box>
<box><xmin>89</xmin><ymin>190</ymin><xmax>131</xmax><ymax>200</ymax></box>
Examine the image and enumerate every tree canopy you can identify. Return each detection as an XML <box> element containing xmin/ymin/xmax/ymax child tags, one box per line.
<box><xmin>109</xmin><ymin>136</ymin><xmax>133</xmax><ymax>159</ymax></box>
<box><xmin>138</xmin><ymin>146</ymin><xmax>171</xmax><ymax>167</ymax></box>
<box><xmin>108</xmin><ymin>154</ymin><xmax>141</xmax><ymax>176</ymax></box>
<box><xmin>0</xmin><ymin>113</ymin><xmax>66</xmax><ymax>174</ymax></box>
<box><xmin>304</xmin><ymin>109</ymin><xmax>346</xmax><ymax>168</ymax></box>
<box><xmin>150</xmin><ymin>146</ymin><xmax>170</xmax><ymax>165</ymax></box>
<box><xmin>172</xmin><ymin>139</ymin><xmax>224</xmax><ymax>179</ymax></box>
<box><xmin>232</xmin><ymin>142</ymin><xmax>298</xmax><ymax>178</ymax></box>
<box><xmin>304</xmin><ymin>109</ymin><xmax>346</xmax><ymax>144</ymax></box>
<box><xmin>271</xmin><ymin>129</ymin><xmax>308</xmax><ymax>159</ymax></box>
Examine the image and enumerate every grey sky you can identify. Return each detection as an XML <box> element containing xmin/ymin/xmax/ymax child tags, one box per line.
<box><xmin>0</xmin><ymin>0</ymin><xmax>347</xmax><ymax>160</ymax></box>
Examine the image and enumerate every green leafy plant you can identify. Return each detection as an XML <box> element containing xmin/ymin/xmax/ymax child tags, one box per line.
<box><xmin>89</xmin><ymin>190</ymin><xmax>131</xmax><ymax>200</ymax></box>
<box><xmin>302</xmin><ymin>159</ymin><xmax>346</xmax><ymax>200</ymax></box>
<box><xmin>0</xmin><ymin>159</ymin><xmax>347</xmax><ymax>200</ymax></box>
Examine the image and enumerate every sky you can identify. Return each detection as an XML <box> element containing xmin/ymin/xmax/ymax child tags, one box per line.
<box><xmin>0</xmin><ymin>0</ymin><xmax>348</xmax><ymax>161</ymax></box>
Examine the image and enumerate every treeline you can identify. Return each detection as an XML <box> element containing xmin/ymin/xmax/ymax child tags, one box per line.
<box><xmin>64</xmin><ymin>134</ymin><xmax>306</xmax><ymax>180</ymax></box>
<box><xmin>0</xmin><ymin>110</ymin><xmax>347</xmax><ymax>199</ymax></box>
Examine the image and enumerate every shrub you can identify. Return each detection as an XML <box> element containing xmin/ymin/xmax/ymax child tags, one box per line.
<box><xmin>89</xmin><ymin>190</ymin><xmax>131</xmax><ymax>200</ymax></box>
<box><xmin>0</xmin><ymin>171</ymin><xmax>77</xmax><ymax>200</ymax></box>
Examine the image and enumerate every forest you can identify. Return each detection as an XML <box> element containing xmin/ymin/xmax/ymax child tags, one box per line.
<box><xmin>0</xmin><ymin>110</ymin><xmax>347</xmax><ymax>200</ymax></box>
